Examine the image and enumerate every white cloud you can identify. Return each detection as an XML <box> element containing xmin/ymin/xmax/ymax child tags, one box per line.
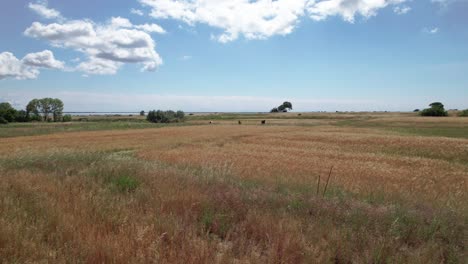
<box><xmin>307</xmin><ymin>0</ymin><xmax>405</xmax><ymax>23</ymax></box>
<box><xmin>76</xmin><ymin>57</ymin><xmax>121</xmax><ymax>75</ymax></box>
<box><xmin>140</xmin><ymin>0</ymin><xmax>308</xmax><ymax>42</ymax></box>
<box><xmin>423</xmin><ymin>27</ymin><xmax>439</xmax><ymax>34</ymax></box>
<box><xmin>24</xmin><ymin>17</ymin><xmax>164</xmax><ymax>75</ymax></box>
<box><xmin>22</xmin><ymin>50</ymin><xmax>64</xmax><ymax>69</ymax></box>
<box><xmin>0</xmin><ymin>50</ymin><xmax>63</xmax><ymax>80</ymax></box>
<box><xmin>134</xmin><ymin>24</ymin><xmax>166</xmax><ymax>34</ymax></box>
<box><xmin>393</xmin><ymin>5</ymin><xmax>411</xmax><ymax>15</ymax></box>
<box><xmin>28</xmin><ymin>0</ymin><xmax>62</xmax><ymax>20</ymax></box>
<box><xmin>139</xmin><ymin>0</ymin><xmax>407</xmax><ymax>42</ymax></box>
<box><xmin>131</xmin><ymin>8</ymin><xmax>145</xmax><ymax>16</ymax></box>
<box><xmin>180</xmin><ymin>55</ymin><xmax>192</xmax><ymax>61</ymax></box>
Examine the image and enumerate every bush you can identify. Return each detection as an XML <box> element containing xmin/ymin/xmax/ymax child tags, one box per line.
<box><xmin>14</xmin><ymin>110</ymin><xmax>29</xmax><ymax>122</ymax></box>
<box><xmin>459</xmin><ymin>109</ymin><xmax>468</xmax><ymax>117</ymax></box>
<box><xmin>113</xmin><ymin>176</ymin><xmax>139</xmax><ymax>193</ymax></box>
<box><xmin>420</xmin><ymin>102</ymin><xmax>448</xmax><ymax>117</ymax></box>
<box><xmin>62</xmin><ymin>115</ymin><xmax>72</xmax><ymax>122</ymax></box>
<box><xmin>0</xmin><ymin>102</ymin><xmax>17</xmax><ymax>122</ymax></box>
<box><xmin>0</xmin><ymin>116</ymin><xmax>8</xmax><ymax>124</ymax></box>
<box><xmin>147</xmin><ymin>110</ymin><xmax>185</xmax><ymax>123</ymax></box>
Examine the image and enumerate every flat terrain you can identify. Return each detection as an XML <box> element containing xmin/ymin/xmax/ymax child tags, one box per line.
<box><xmin>0</xmin><ymin>112</ymin><xmax>466</xmax><ymax>263</ymax></box>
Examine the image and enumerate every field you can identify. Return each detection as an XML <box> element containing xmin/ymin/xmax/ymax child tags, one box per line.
<box><xmin>0</xmin><ymin>112</ymin><xmax>466</xmax><ymax>263</ymax></box>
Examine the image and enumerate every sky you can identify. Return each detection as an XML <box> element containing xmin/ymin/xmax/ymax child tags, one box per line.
<box><xmin>0</xmin><ymin>0</ymin><xmax>467</xmax><ymax>112</ymax></box>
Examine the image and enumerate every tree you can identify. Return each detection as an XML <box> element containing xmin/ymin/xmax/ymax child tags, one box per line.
<box><xmin>0</xmin><ymin>102</ymin><xmax>17</xmax><ymax>123</ymax></box>
<box><xmin>62</xmin><ymin>114</ymin><xmax>72</xmax><ymax>122</ymax></box>
<box><xmin>26</xmin><ymin>99</ymin><xmax>40</xmax><ymax>118</ymax></box>
<box><xmin>421</xmin><ymin>102</ymin><xmax>448</xmax><ymax>117</ymax></box>
<box><xmin>270</xmin><ymin>101</ymin><xmax>293</xmax><ymax>113</ymax></box>
<box><xmin>147</xmin><ymin>110</ymin><xmax>185</xmax><ymax>123</ymax></box>
<box><xmin>429</xmin><ymin>102</ymin><xmax>444</xmax><ymax>109</ymax></box>
<box><xmin>26</xmin><ymin>98</ymin><xmax>64</xmax><ymax>122</ymax></box>
<box><xmin>14</xmin><ymin>110</ymin><xmax>29</xmax><ymax>122</ymax></box>
<box><xmin>282</xmin><ymin>101</ymin><xmax>293</xmax><ymax>111</ymax></box>
<box><xmin>140</xmin><ymin>110</ymin><xmax>145</xmax><ymax>116</ymax></box>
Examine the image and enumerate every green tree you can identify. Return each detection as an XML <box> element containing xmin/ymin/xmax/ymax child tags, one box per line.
<box><xmin>26</xmin><ymin>99</ymin><xmax>40</xmax><ymax>118</ymax></box>
<box><xmin>26</xmin><ymin>98</ymin><xmax>64</xmax><ymax>122</ymax></box>
<box><xmin>270</xmin><ymin>101</ymin><xmax>293</xmax><ymax>113</ymax></box>
<box><xmin>140</xmin><ymin>110</ymin><xmax>145</xmax><ymax>116</ymax></box>
<box><xmin>282</xmin><ymin>101</ymin><xmax>293</xmax><ymax>111</ymax></box>
<box><xmin>0</xmin><ymin>102</ymin><xmax>17</xmax><ymax>123</ymax></box>
<box><xmin>421</xmin><ymin>102</ymin><xmax>448</xmax><ymax>117</ymax></box>
<box><xmin>50</xmin><ymin>98</ymin><xmax>64</xmax><ymax>122</ymax></box>
<box><xmin>147</xmin><ymin>110</ymin><xmax>185</xmax><ymax>123</ymax></box>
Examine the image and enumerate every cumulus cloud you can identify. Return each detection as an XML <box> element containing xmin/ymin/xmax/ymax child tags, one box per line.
<box><xmin>307</xmin><ymin>0</ymin><xmax>405</xmax><ymax>23</ymax></box>
<box><xmin>393</xmin><ymin>5</ymin><xmax>411</xmax><ymax>15</ymax></box>
<box><xmin>131</xmin><ymin>8</ymin><xmax>145</xmax><ymax>16</ymax></box>
<box><xmin>24</xmin><ymin>16</ymin><xmax>165</xmax><ymax>75</ymax></box>
<box><xmin>0</xmin><ymin>50</ymin><xmax>63</xmax><ymax>80</ymax></box>
<box><xmin>28</xmin><ymin>0</ymin><xmax>62</xmax><ymax>20</ymax></box>
<box><xmin>22</xmin><ymin>50</ymin><xmax>64</xmax><ymax>69</ymax></box>
<box><xmin>139</xmin><ymin>0</ymin><xmax>406</xmax><ymax>42</ymax></box>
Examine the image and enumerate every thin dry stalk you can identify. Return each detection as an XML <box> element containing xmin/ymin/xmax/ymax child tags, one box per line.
<box><xmin>323</xmin><ymin>166</ymin><xmax>334</xmax><ymax>197</ymax></box>
<box><xmin>316</xmin><ymin>174</ymin><xmax>321</xmax><ymax>196</ymax></box>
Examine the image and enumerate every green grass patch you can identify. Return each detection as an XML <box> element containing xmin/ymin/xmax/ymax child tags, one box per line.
<box><xmin>112</xmin><ymin>175</ymin><xmax>139</xmax><ymax>193</ymax></box>
<box><xmin>0</xmin><ymin>121</ymin><xmax>193</xmax><ymax>138</ymax></box>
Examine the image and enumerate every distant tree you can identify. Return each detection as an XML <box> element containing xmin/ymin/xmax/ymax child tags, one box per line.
<box><xmin>459</xmin><ymin>109</ymin><xmax>468</xmax><ymax>117</ymax></box>
<box><xmin>26</xmin><ymin>98</ymin><xmax>64</xmax><ymax>122</ymax></box>
<box><xmin>282</xmin><ymin>101</ymin><xmax>293</xmax><ymax>111</ymax></box>
<box><xmin>421</xmin><ymin>102</ymin><xmax>448</xmax><ymax>117</ymax></box>
<box><xmin>50</xmin><ymin>98</ymin><xmax>64</xmax><ymax>122</ymax></box>
<box><xmin>429</xmin><ymin>102</ymin><xmax>444</xmax><ymax>109</ymax></box>
<box><xmin>0</xmin><ymin>102</ymin><xmax>17</xmax><ymax>123</ymax></box>
<box><xmin>175</xmin><ymin>110</ymin><xmax>185</xmax><ymax>120</ymax></box>
<box><xmin>62</xmin><ymin>114</ymin><xmax>72</xmax><ymax>122</ymax></box>
<box><xmin>147</xmin><ymin>110</ymin><xmax>185</xmax><ymax>123</ymax></box>
<box><xmin>26</xmin><ymin>99</ymin><xmax>40</xmax><ymax>119</ymax></box>
<box><xmin>14</xmin><ymin>110</ymin><xmax>29</xmax><ymax>122</ymax></box>
<box><xmin>140</xmin><ymin>110</ymin><xmax>145</xmax><ymax>116</ymax></box>
<box><xmin>413</xmin><ymin>109</ymin><xmax>420</xmax><ymax>112</ymax></box>
<box><xmin>270</xmin><ymin>101</ymin><xmax>293</xmax><ymax>113</ymax></box>
<box><xmin>277</xmin><ymin>105</ymin><xmax>286</xmax><ymax>112</ymax></box>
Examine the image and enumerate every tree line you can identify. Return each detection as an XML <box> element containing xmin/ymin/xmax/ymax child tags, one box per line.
<box><xmin>0</xmin><ymin>98</ymin><xmax>71</xmax><ymax>124</ymax></box>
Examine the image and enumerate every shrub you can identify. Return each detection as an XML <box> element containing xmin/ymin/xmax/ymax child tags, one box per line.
<box><xmin>147</xmin><ymin>110</ymin><xmax>185</xmax><ymax>123</ymax></box>
<box><xmin>140</xmin><ymin>110</ymin><xmax>145</xmax><ymax>116</ymax></box>
<box><xmin>62</xmin><ymin>115</ymin><xmax>72</xmax><ymax>122</ymax></box>
<box><xmin>420</xmin><ymin>102</ymin><xmax>448</xmax><ymax>117</ymax></box>
<box><xmin>0</xmin><ymin>116</ymin><xmax>8</xmax><ymax>124</ymax></box>
<box><xmin>459</xmin><ymin>109</ymin><xmax>468</xmax><ymax>117</ymax></box>
<box><xmin>14</xmin><ymin>110</ymin><xmax>29</xmax><ymax>122</ymax></box>
<box><xmin>0</xmin><ymin>102</ymin><xmax>17</xmax><ymax>122</ymax></box>
<box><xmin>113</xmin><ymin>176</ymin><xmax>139</xmax><ymax>193</ymax></box>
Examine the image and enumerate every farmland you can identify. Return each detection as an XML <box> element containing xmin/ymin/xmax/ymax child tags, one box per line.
<box><xmin>0</xmin><ymin>112</ymin><xmax>467</xmax><ymax>263</ymax></box>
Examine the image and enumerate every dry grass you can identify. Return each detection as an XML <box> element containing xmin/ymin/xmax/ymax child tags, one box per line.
<box><xmin>0</xmin><ymin>115</ymin><xmax>467</xmax><ymax>263</ymax></box>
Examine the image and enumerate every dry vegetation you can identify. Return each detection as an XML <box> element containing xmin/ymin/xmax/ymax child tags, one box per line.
<box><xmin>0</xmin><ymin>113</ymin><xmax>466</xmax><ymax>263</ymax></box>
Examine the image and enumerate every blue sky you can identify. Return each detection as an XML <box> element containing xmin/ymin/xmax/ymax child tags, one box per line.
<box><xmin>0</xmin><ymin>0</ymin><xmax>467</xmax><ymax>112</ymax></box>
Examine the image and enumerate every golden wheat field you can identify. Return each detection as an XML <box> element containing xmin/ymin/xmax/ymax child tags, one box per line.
<box><xmin>0</xmin><ymin>113</ymin><xmax>467</xmax><ymax>263</ymax></box>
